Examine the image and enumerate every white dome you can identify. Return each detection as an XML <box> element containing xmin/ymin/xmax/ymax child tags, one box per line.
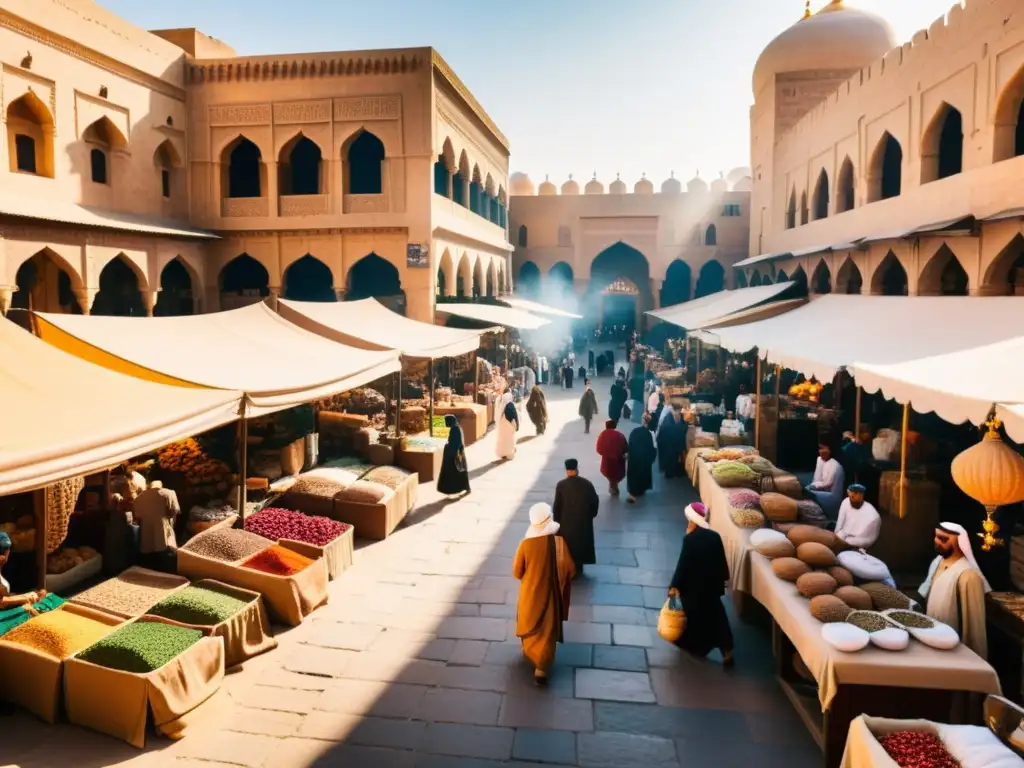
<box><xmin>753</xmin><ymin>1</ymin><xmax>897</xmax><ymax>98</ymax></box>
<box><xmin>661</xmin><ymin>174</ymin><xmax>682</xmax><ymax>195</ymax></box>
<box><xmin>609</xmin><ymin>175</ymin><xmax>627</xmax><ymax>194</ymax></box>
<box><xmin>634</xmin><ymin>175</ymin><xmax>654</xmax><ymax>195</ymax></box>
<box><xmin>538</xmin><ymin>176</ymin><xmax>557</xmax><ymax>196</ymax></box>
<box><xmin>585</xmin><ymin>174</ymin><xmax>605</xmax><ymax>195</ymax></box>
<box><xmin>509</xmin><ymin>172</ymin><xmax>535</xmax><ymax>196</ymax></box>
<box><xmin>710</xmin><ymin>177</ymin><xmax>728</xmax><ymax>193</ymax></box>
<box><xmin>561</xmin><ymin>176</ymin><xmax>580</xmax><ymax>196</ymax></box>
<box><xmin>727</xmin><ymin>167</ymin><xmax>752</xmax><ymax>184</ymax></box>
<box><xmin>687</xmin><ymin>174</ymin><xmax>708</xmax><ymax>194</ymax></box>
<box><xmin>733</xmin><ymin>176</ymin><xmax>753</xmax><ymax>192</ymax></box>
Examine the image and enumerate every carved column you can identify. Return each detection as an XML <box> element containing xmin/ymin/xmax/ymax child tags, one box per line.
<box><xmin>334</xmin><ymin>288</ymin><xmax>346</xmax><ymax>302</ymax></box>
<box><xmin>142</xmin><ymin>289</ymin><xmax>159</xmax><ymax>317</ymax></box>
<box><xmin>268</xmin><ymin>286</ymin><xmax>281</xmax><ymax>310</ymax></box>
<box><xmin>74</xmin><ymin>288</ymin><xmax>99</xmax><ymax>315</ymax></box>
<box><xmin>0</xmin><ymin>286</ymin><xmax>14</xmax><ymax>315</ymax></box>
<box><xmin>446</xmin><ymin>170</ymin><xmax>455</xmax><ymax>199</ymax></box>
<box><xmin>266</xmin><ymin>162</ymin><xmax>278</xmax><ymax>219</ymax></box>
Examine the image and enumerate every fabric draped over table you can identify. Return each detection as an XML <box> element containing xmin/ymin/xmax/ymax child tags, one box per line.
<box><xmin>513</xmin><ymin>534</ymin><xmax>575</xmax><ymax>672</ymax></box>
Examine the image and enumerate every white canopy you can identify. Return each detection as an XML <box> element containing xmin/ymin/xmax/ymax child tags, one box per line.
<box><xmin>850</xmin><ymin>336</ymin><xmax>1024</xmax><ymax>433</ymax></box>
<box><xmin>998</xmin><ymin>404</ymin><xmax>1024</xmax><ymax>444</ymax></box>
<box><xmin>647</xmin><ymin>282</ymin><xmax>798</xmax><ymax>329</ymax></box>
<box><xmin>501</xmin><ymin>296</ymin><xmax>582</xmax><ymax>319</ymax></box>
<box><xmin>435</xmin><ymin>303</ymin><xmax>551</xmax><ymax>330</ymax></box>
<box><xmin>703</xmin><ymin>295</ymin><xmax>1024</xmax><ymax>384</ymax></box>
<box><xmin>278</xmin><ymin>298</ymin><xmax>489</xmax><ymax>359</ymax></box>
<box><xmin>35</xmin><ymin>302</ymin><xmax>400</xmax><ymax>416</ymax></box>
<box><xmin>0</xmin><ymin>319</ymin><xmax>241</xmax><ymax>495</ymax></box>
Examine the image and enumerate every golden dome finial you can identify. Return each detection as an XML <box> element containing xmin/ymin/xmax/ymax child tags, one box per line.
<box><xmin>802</xmin><ymin>0</ymin><xmax>811</xmax><ymax>19</ymax></box>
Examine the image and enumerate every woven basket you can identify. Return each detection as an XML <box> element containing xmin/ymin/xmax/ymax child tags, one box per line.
<box><xmin>657</xmin><ymin>595</ymin><xmax>687</xmax><ymax>643</ymax></box>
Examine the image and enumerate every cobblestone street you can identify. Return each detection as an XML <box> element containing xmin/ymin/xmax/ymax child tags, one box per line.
<box><xmin>4</xmin><ymin>379</ymin><xmax>818</xmax><ymax>768</ymax></box>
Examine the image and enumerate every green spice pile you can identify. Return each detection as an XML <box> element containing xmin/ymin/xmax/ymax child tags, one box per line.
<box><xmin>79</xmin><ymin>621</ymin><xmax>203</xmax><ymax>673</ymax></box>
<box><xmin>147</xmin><ymin>586</ymin><xmax>248</xmax><ymax>626</ymax></box>
<box><xmin>888</xmin><ymin>611</ymin><xmax>935</xmax><ymax>629</ymax></box>
<box><xmin>182</xmin><ymin>528</ymin><xmax>270</xmax><ymax>562</ymax></box>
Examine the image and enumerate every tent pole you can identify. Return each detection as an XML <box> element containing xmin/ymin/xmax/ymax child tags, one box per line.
<box><xmin>395</xmin><ymin>368</ymin><xmax>404</xmax><ymax>437</ymax></box>
<box><xmin>685</xmin><ymin>337</ymin><xmax>692</xmax><ymax>383</ymax></box>
<box><xmin>474</xmin><ymin>351</ymin><xmax>480</xmax><ymax>404</ymax></box>
<box><xmin>899</xmin><ymin>402</ymin><xmax>910</xmax><ymax>519</ymax></box>
<box><xmin>237</xmin><ymin>417</ymin><xmax>249</xmax><ymax>520</ymax></box>
<box><xmin>429</xmin><ymin>358</ymin><xmax>435</xmax><ymax>436</ymax></box>
<box><xmin>754</xmin><ymin>355</ymin><xmax>762</xmax><ymax>452</ymax></box>
<box><xmin>504</xmin><ymin>330</ymin><xmax>509</xmax><ymax>372</ymax></box>
<box><xmin>695</xmin><ymin>338</ymin><xmax>702</xmax><ymax>385</ymax></box>
<box><xmin>854</xmin><ymin>386</ymin><xmax>862</xmax><ymax>445</ymax></box>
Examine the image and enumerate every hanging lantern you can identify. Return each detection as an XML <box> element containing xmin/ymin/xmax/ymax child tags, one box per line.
<box><xmin>951</xmin><ymin>417</ymin><xmax>1024</xmax><ymax>551</ymax></box>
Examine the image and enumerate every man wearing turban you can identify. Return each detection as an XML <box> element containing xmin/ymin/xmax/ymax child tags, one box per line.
<box><xmin>919</xmin><ymin>523</ymin><xmax>991</xmax><ymax>657</ymax></box>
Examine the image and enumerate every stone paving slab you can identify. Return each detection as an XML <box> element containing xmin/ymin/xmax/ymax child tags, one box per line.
<box><xmin>0</xmin><ymin>371</ymin><xmax>817</xmax><ymax>768</ymax></box>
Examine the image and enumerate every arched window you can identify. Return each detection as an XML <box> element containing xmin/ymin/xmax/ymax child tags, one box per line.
<box><xmin>517</xmin><ymin>262</ymin><xmax>541</xmax><ymax>296</ymax></box>
<box><xmin>518</xmin><ymin>225</ymin><xmax>528</xmax><ymax>247</ymax></box>
<box><xmin>12</xmin><ymin>249</ymin><xmax>82</xmax><ymax>314</ymax></box>
<box><xmin>280</xmin><ymin>135</ymin><xmax>322</xmax><ymax>196</ymax></box>
<box><xmin>872</xmin><ymin>252</ymin><xmax>908</xmax><ymax>296</ymax></box>
<box><xmin>92</xmin><ymin>256</ymin><xmax>145</xmax><ymax>316</ymax></box>
<box><xmin>812</xmin><ymin>169</ymin><xmax>829</xmax><ymax>220</ymax></box>
<box><xmin>660</xmin><ymin>260</ymin><xmax>692</xmax><ymax>306</ymax></box>
<box><xmin>6</xmin><ymin>92</ymin><xmax>54</xmax><ymax>177</ymax></box>
<box><xmin>154</xmin><ymin>141</ymin><xmax>180</xmax><ymax>201</ymax></box>
<box><xmin>346</xmin><ymin>131</ymin><xmax>385</xmax><ymax>195</ymax></box>
<box><xmin>750</xmin><ymin>270</ymin><xmax>763</xmax><ymax>287</ymax></box>
<box><xmin>811</xmin><ymin>260</ymin><xmax>832</xmax><ymax>294</ymax></box>
<box><xmin>434</xmin><ymin>155</ymin><xmax>449</xmax><ymax>196</ymax></box>
<box><xmin>791</xmin><ymin>266</ymin><xmax>808</xmax><ymax>294</ymax></box>
<box><xmin>82</xmin><ymin>117</ymin><xmax>126</xmax><ymax>187</ymax></box>
<box><xmin>549</xmin><ymin>262</ymin><xmax>574</xmax><ymax>295</ymax></box>
<box><xmin>694</xmin><ymin>261</ymin><xmax>725</xmax><ymax>298</ymax></box>
<box><xmin>920</xmin><ymin>245</ymin><xmax>969</xmax><ymax>296</ymax></box>
<box><xmin>705</xmin><ymin>225</ymin><xmax>717</xmax><ymax>246</ymax></box>
<box><xmin>869</xmin><ymin>133</ymin><xmax>902</xmax><ymax>202</ymax></box>
<box><xmin>346</xmin><ymin>253</ymin><xmax>403</xmax><ymax>304</ymax></box>
<box><xmin>836</xmin><ymin>258</ymin><xmax>863</xmax><ymax>295</ymax></box>
<box><xmin>154</xmin><ymin>259</ymin><xmax>195</xmax><ymax>317</ymax></box>
<box><xmin>219</xmin><ymin>253</ymin><xmax>270</xmax><ymax>309</ymax></box>
<box><xmin>284</xmin><ymin>254</ymin><xmax>335</xmax><ymax>301</ymax></box>
<box><xmin>735</xmin><ymin>270</ymin><xmax>747</xmax><ymax>288</ymax></box>
<box><xmin>922</xmin><ymin>104</ymin><xmax>963</xmax><ymax>183</ymax></box>
<box><xmin>800</xmin><ymin>191</ymin><xmax>809</xmax><ymax>225</ymax></box>
<box><xmin>225</xmin><ymin>138</ymin><xmax>263</xmax><ymax>198</ymax></box>
<box><xmin>994</xmin><ymin>65</ymin><xmax>1024</xmax><ymax>162</ymax></box>
<box><xmin>836</xmin><ymin>158</ymin><xmax>855</xmax><ymax>213</ymax></box>
<box><xmin>786</xmin><ymin>188</ymin><xmax>797</xmax><ymax>230</ymax></box>
<box><xmin>90</xmin><ymin>148</ymin><xmax>107</xmax><ymax>184</ymax></box>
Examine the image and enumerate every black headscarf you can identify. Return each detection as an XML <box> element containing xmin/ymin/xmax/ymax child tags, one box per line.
<box><xmin>445</xmin><ymin>414</ymin><xmax>464</xmax><ymax>451</ymax></box>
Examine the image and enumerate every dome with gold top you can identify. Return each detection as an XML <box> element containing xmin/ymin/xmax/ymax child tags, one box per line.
<box><xmin>585</xmin><ymin>173</ymin><xmax>605</xmax><ymax>195</ymax></box>
<box><xmin>561</xmin><ymin>175</ymin><xmax>580</xmax><ymax>196</ymax></box>
<box><xmin>538</xmin><ymin>175</ymin><xmax>557</xmax><ymax>196</ymax></box>
<box><xmin>609</xmin><ymin>174</ymin><xmax>627</xmax><ymax>195</ymax></box>
<box><xmin>634</xmin><ymin>174</ymin><xmax>654</xmax><ymax>195</ymax></box>
<box><xmin>753</xmin><ymin>1</ymin><xmax>897</xmax><ymax>98</ymax></box>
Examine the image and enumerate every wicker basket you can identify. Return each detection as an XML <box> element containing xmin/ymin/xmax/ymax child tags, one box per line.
<box><xmin>657</xmin><ymin>595</ymin><xmax>686</xmax><ymax>643</ymax></box>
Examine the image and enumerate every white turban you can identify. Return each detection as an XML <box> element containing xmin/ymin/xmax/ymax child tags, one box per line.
<box><xmin>920</xmin><ymin>522</ymin><xmax>992</xmax><ymax>598</ymax></box>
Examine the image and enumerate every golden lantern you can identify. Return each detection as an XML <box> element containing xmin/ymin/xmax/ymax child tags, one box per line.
<box><xmin>951</xmin><ymin>417</ymin><xmax>1024</xmax><ymax>551</ymax></box>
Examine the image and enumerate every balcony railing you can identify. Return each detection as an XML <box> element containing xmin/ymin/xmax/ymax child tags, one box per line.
<box><xmin>221</xmin><ymin>197</ymin><xmax>269</xmax><ymax>218</ymax></box>
<box><xmin>343</xmin><ymin>193</ymin><xmax>388</xmax><ymax>214</ymax></box>
<box><xmin>279</xmin><ymin>194</ymin><xmax>329</xmax><ymax>217</ymax></box>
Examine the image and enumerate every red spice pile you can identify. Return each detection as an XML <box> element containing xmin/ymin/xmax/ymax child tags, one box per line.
<box><xmin>879</xmin><ymin>731</ymin><xmax>960</xmax><ymax>768</ymax></box>
<box><xmin>241</xmin><ymin>544</ymin><xmax>314</xmax><ymax>576</ymax></box>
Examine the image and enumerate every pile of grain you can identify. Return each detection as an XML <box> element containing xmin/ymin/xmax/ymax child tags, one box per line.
<box><xmin>181</xmin><ymin>528</ymin><xmax>270</xmax><ymax>562</ymax></box>
<box><xmin>79</xmin><ymin>621</ymin><xmax>203</xmax><ymax>673</ymax></box>
<box><xmin>147</xmin><ymin>586</ymin><xmax>248</xmax><ymax>626</ymax></box>
<box><xmin>4</xmin><ymin>609</ymin><xmax>113</xmax><ymax>659</ymax></box>
<box><xmin>72</xmin><ymin>570</ymin><xmax>184</xmax><ymax>617</ymax></box>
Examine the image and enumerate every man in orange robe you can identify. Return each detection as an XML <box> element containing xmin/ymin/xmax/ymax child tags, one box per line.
<box><xmin>513</xmin><ymin>503</ymin><xmax>576</xmax><ymax>686</ymax></box>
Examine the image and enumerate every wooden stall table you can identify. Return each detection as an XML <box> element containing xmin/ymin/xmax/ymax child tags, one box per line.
<box><xmin>750</xmin><ymin>554</ymin><xmax>1001</xmax><ymax>768</ymax></box>
<box><xmin>434</xmin><ymin>403</ymin><xmax>487</xmax><ymax>446</ymax></box>
<box><xmin>696</xmin><ymin>458</ymin><xmax>757</xmax><ymax>617</ymax></box>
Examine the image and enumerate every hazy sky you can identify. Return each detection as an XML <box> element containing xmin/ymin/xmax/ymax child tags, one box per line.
<box><xmin>105</xmin><ymin>0</ymin><xmax>956</xmax><ymax>185</ymax></box>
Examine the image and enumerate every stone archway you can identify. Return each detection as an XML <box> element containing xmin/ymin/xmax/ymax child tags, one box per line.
<box><xmin>982</xmin><ymin>234</ymin><xmax>1024</xmax><ymax>295</ymax></box>
<box><xmin>12</xmin><ymin>248</ymin><xmax>83</xmax><ymax>313</ymax></box>
<box><xmin>811</xmin><ymin>259</ymin><xmax>832</xmax><ymax>294</ymax></box>
<box><xmin>220</xmin><ymin>253</ymin><xmax>270</xmax><ymax>310</ymax></box>
<box><xmin>919</xmin><ymin>244</ymin><xmax>968</xmax><ymax>296</ymax></box>
<box><xmin>284</xmin><ymin>254</ymin><xmax>336</xmax><ymax>302</ymax></box>
<box><xmin>588</xmin><ymin>241</ymin><xmax>652</xmax><ymax>333</ymax></box>
<box><xmin>92</xmin><ymin>255</ymin><xmax>146</xmax><ymax>316</ymax></box>
<box><xmin>517</xmin><ymin>261</ymin><xmax>541</xmax><ymax>296</ymax></box>
<box><xmin>694</xmin><ymin>261</ymin><xmax>725</xmax><ymax>298</ymax></box>
<box><xmin>871</xmin><ymin>251</ymin><xmax>908</xmax><ymax>296</ymax></box>
<box><xmin>548</xmin><ymin>262</ymin><xmax>574</xmax><ymax>295</ymax></box>
<box><xmin>835</xmin><ymin>257</ymin><xmax>863</xmax><ymax>295</ymax></box>
<box><xmin>154</xmin><ymin>258</ymin><xmax>196</xmax><ymax>316</ymax></box>
<box><xmin>661</xmin><ymin>260</ymin><xmax>691</xmax><ymax>306</ymax></box>
<box><xmin>346</xmin><ymin>252</ymin><xmax>404</xmax><ymax>314</ymax></box>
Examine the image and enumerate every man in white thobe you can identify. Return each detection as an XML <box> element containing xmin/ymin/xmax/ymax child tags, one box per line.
<box><xmin>918</xmin><ymin>523</ymin><xmax>991</xmax><ymax>658</ymax></box>
<box><xmin>646</xmin><ymin>386</ymin><xmax>660</xmax><ymax>415</ymax></box>
<box><xmin>834</xmin><ymin>484</ymin><xmax>881</xmax><ymax>549</ymax></box>
<box><xmin>807</xmin><ymin>442</ymin><xmax>842</xmax><ymax>492</ymax></box>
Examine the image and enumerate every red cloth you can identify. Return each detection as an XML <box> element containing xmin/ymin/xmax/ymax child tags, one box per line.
<box><xmin>596</xmin><ymin>428</ymin><xmax>628</xmax><ymax>483</ymax></box>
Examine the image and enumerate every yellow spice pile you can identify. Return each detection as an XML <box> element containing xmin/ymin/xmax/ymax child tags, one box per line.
<box><xmin>4</xmin><ymin>609</ymin><xmax>114</xmax><ymax>659</ymax></box>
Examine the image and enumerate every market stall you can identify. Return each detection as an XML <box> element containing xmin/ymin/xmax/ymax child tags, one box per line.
<box><xmin>749</xmin><ymin>552</ymin><xmax>1000</xmax><ymax>768</ymax></box>
<box><xmin>278</xmin><ymin>297</ymin><xmax>493</xmax><ymax>478</ymax></box>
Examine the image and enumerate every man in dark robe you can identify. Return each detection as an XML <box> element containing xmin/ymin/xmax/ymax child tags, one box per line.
<box><xmin>649</xmin><ymin>392</ymin><xmax>665</xmax><ymax>433</ymax></box>
<box><xmin>608</xmin><ymin>378</ymin><xmax>627</xmax><ymax>421</ymax></box>
<box><xmin>656</xmin><ymin>404</ymin><xmax>688</xmax><ymax>479</ymax></box>
<box><xmin>669</xmin><ymin>503</ymin><xmax>734</xmax><ymax>666</ymax></box>
<box><xmin>564</xmin><ymin>364</ymin><xmax>574</xmax><ymax>389</ymax></box>
<box><xmin>626</xmin><ymin>414</ymin><xmax>657</xmax><ymax>503</ymax></box>
<box><xmin>588</xmin><ymin>350</ymin><xmax>595</xmax><ymax>374</ymax></box>
<box><xmin>552</xmin><ymin>458</ymin><xmax>600</xmax><ymax>576</ymax></box>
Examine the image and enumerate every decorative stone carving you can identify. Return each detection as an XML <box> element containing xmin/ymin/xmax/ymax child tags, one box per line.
<box><xmin>333</xmin><ymin>96</ymin><xmax>400</xmax><ymax>121</ymax></box>
<box><xmin>280</xmin><ymin>195</ymin><xmax>329</xmax><ymax>217</ymax></box>
<box><xmin>209</xmin><ymin>105</ymin><xmax>272</xmax><ymax>126</ymax></box>
<box><xmin>343</xmin><ymin>194</ymin><xmax>389</xmax><ymax>214</ymax></box>
<box><xmin>273</xmin><ymin>100</ymin><xmax>331</xmax><ymax>124</ymax></box>
<box><xmin>222</xmin><ymin>197</ymin><xmax>270</xmax><ymax>218</ymax></box>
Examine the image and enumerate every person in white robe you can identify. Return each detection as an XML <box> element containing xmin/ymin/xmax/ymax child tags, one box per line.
<box><xmin>834</xmin><ymin>484</ymin><xmax>881</xmax><ymax>549</ymax></box>
<box><xmin>807</xmin><ymin>442</ymin><xmax>842</xmax><ymax>492</ymax></box>
<box><xmin>918</xmin><ymin>522</ymin><xmax>991</xmax><ymax>658</ymax></box>
<box><xmin>496</xmin><ymin>391</ymin><xmax>519</xmax><ymax>460</ymax></box>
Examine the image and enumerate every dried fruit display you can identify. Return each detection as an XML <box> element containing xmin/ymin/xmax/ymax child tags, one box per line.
<box><xmin>157</xmin><ymin>437</ymin><xmax>232</xmax><ymax>487</ymax></box>
<box><xmin>318</xmin><ymin>388</ymin><xmax>386</xmax><ymax>415</ymax></box>
<box><xmin>46</xmin><ymin>546</ymin><xmax>99</xmax><ymax>575</ymax></box>
<box><xmin>710</xmin><ymin>461</ymin><xmax>759</xmax><ymax>488</ymax></box>
<box><xmin>181</xmin><ymin>528</ymin><xmax>270</xmax><ymax>562</ymax></box>
<box><xmin>148</xmin><ymin>586</ymin><xmax>248</xmax><ymax>626</ymax></box>
<box><xmin>72</xmin><ymin>569</ymin><xmax>183</xmax><ymax>617</ymax></box>
<box><xmin>362</xmin><ymin>466</ymin><xmax>413</xmax><ymax>490</ymax></box>
<box><xmin>44</xmin><ymin>476</ymin><xmax>85</xmax><ymax>554</ymax></box>
<box><xmin>4</xmin><ymin>609</ymin><xmax>113</xmax><ymax>659</ymax></box>
<box><xmin>887</xmin><ymin>611</ymin><xmax>935</xmax><ymax>629</ymax></box>
<box><xmin>244</xmin><ymin>507</ymin><xmax>350</xmax><ymax>546</ymax></box>
<box><xmin>879</xmin><ymin>730</ymin><xmax>961</xmax><ymax>768</ymax></box>
<box><xmin>79</xmin><ymin>621</ymin><xmax>203</xmax><ymax>674</ymax></box>
<box><xmin>846</xmin><ymin>612</ymin><xmax>890</xmax><ymax>633</ymax></box>
<box><xmin>241</xmin><ymin>545</ymin><xmax>314</xmax><ymax>576</ymax></box>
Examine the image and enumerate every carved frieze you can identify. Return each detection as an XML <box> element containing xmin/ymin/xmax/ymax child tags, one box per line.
<box><xmin>280</xmin><ymin>195</ymin><xmax>329</xmax><ymax>217</ymax></box>
<box><xmin>343</xmin><ymin>194</ymin><xmax>389</xmax><ymax>214</ymax></box>
<box><xmin>333</xmin><ymin>96</ymin><xmax>401</xmax><ymax>122</ymax></box>
<box><xmin>209</xmin><ymin>105</ymin><xmax>271</xmax><ymax>126</ymax></box>
<box><xmin>273</xmin><ymin>100</ymin><xmax>331</xmax><ymax>124</ymax></box>
<box><xmin>222</xmin><ymin>197</ymin><xmax>270</xmax><ymax>218</ymax></box>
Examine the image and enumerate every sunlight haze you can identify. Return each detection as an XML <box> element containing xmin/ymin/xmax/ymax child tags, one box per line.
<box><xmin>102</xmin><ymin>0</ymin><xmax>960</xmax><ymax>185</ymax></box>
